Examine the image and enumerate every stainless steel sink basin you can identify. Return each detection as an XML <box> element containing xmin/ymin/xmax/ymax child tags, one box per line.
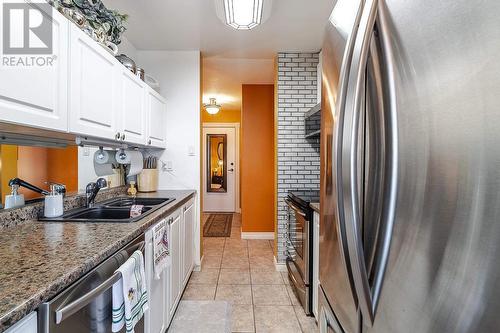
<box><xmin>103</xmin><ymin>197</ymin><xmax>174</xmax><ymax>207</ymax></box>
<box><xmin>39</xmin><ymin>196</ymin><xmax>175</xmax><ymax>223</ymax></box>
<box><xmin>64</xmin><ymin>207</ymin><xmax>152</xmax><ymax>220</ymax></box>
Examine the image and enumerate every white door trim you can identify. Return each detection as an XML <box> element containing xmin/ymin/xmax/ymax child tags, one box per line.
<box><xmin>202</xmin><ymin>122</ymin><xmax>240</xmax><ymax>212</ymax></box>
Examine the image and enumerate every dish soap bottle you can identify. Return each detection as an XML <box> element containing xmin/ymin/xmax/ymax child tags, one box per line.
<box><xmin>4</xmin><ymin>184</ymin><xmax>25</xmax><ymax>209</ymax></box>
<box><xmin>127</xmin><ymin>181</ymin><xmax>137</xmax><ymax>197</ymax></box>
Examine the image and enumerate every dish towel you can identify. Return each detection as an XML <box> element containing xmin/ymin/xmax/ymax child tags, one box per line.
<box><xmin>112</xmin><ymin>250</ymin><xmax>149</xmax><ymax>333</ymax></box>
<box><xmin>153</xmin><ymin>219</ymin><xmax>171</xmax><ymax>279</ymax></box>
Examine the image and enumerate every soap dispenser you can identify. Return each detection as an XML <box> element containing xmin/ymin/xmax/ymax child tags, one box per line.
<box><xmin>44</xmin><ymin>182</ymin><xmax>64</xmax><ymax>218</ymax></box>
<box><xmin>4</xmin><ymin>184</ymin><xmax>25</xmax><ymax>209</ymax></box>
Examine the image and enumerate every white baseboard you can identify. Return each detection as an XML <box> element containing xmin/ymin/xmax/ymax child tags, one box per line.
<box><xmin>274</xmin><ymin>256</ymin><xmax>287</xmax><ymax>272</ymax></box>
<box><xmin>194</xmin><ymin>255</ymin><xmax>204</xmax><ymax>272</ymax></box>
<box><xmin>241</xmin><ymin>232</ymin><xmax>274</xmax><ymax>240</ymax></box>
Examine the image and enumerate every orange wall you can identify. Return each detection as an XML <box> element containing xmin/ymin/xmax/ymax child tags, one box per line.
<box><xmin>17</xmin><ymin>147</ymin><xmax>48</xmax><ymax>200</ymax></box>
<box><xmin>0</xmin><ymin>145</ymin><xmax>18</xmax><ymax>206</ymax></box>
<box><xmin>201</xmin><ymin>108</ymin><xmax>241</xmax><ymax>123</ymax></box>
<box><xmin>1</xmin><ymin>146</ymin><xmax>78</xmax><ymax>201</ymax></box>
<box><xmin>47</xmin><ymin>146</ymin><xmax>78</xmax><ymax>193</ymax></box>
<box><xmin>241</xmin><ymin>84</ymin><xmax>275</xmax><ymax>232</ymax></box>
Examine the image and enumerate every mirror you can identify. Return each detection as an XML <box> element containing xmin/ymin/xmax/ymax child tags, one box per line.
<box><xmin>0</xmin><ymin>144</ymin><xmax>124</xmax><ymax>209</ymax></box>
<box><xmin>207</xmin><ymin>134</ymin><xmax>227</xmax><ymax>193</ymax></box>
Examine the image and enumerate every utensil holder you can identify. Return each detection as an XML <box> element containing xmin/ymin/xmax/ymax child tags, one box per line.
<box><xmin>137</xmin><ymin>169</ymin><xmax>159</xmax><ymax>192</ymax></box>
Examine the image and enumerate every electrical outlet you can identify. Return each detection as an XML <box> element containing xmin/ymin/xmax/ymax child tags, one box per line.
<box><xmin>162</xmin><ymin>160</ymin><xmax>173</xmax><ymax>171</ymax></box>
<box><xmin>83</xmin><ymin>147</ymin><xmax>90</xmax><ymax>156</ymax></box>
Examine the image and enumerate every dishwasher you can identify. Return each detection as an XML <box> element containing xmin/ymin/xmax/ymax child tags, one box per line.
<box><xmin>38</xmin><ymin>235</ymin><xmax>146</xmax><ymax>333</ymax></box>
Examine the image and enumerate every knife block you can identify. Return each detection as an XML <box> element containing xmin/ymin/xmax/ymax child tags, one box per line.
<box><xmin>137</xmin><ymin>169</ymin><xmax>159</xmax><ymax>192</ymax></box>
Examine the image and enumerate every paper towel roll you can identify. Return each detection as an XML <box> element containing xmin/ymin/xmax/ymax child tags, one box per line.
<box><xmin>127</xmin><ymin>150</ymin><xmax>144</xmax><ymax>176</ymax></box>
<box><xmin>115</xmin><ymin>150</ymin><xmax>143</xmax><ymax>176</ymax></box>
<box><xmin>93</xmin><ymin>160</ymin><xmax>114</xmax><ymax>176</ymax></box>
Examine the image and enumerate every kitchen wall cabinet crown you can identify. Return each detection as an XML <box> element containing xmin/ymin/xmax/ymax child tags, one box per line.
<box><xmin>0</xmin><ymin>5</ymin><xmax>167</xmax><ymax>148</ymax></box>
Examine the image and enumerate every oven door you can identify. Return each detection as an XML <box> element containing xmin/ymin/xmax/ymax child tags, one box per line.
<box><xmin>285</xmin><ymin>198</ymin><xmax>310</xmax><ymax>284</ymax></box>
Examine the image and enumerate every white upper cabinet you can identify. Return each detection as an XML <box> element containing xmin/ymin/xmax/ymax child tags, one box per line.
<box><xmin>118</xmin><ymin>69</ymin><xmax>147</xmax><ymax>145</ymax></box>
<box><xmin>0</xmin><ymin>5</ymin><xmax>68</xmax><ymax>132</ymax></box>
<box><xmin>146</xmin><ymin>88</ymin><xmax>167</xmax><ymax>148</ymax></box>
<box><xmin>0</xmin><ymin>8</ymin><xmax>168</xmax><ymax>148</ymax></box>
<box><xmin>68</xmin><ymin>24</ymin><xmax>119</xmax><ymax>140</ymax></box>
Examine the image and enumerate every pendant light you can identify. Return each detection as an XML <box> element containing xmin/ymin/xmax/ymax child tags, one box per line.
<box><xmin>204</xmin><ymin>98</ymin><xmax>221</xmax><ymax>114</ymax></box>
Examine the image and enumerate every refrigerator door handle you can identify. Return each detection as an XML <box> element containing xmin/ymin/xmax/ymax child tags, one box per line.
<box><xmin>341</xmin><ymin>0</ymin><xmax>398</xmax><ymax>325</ymax></box>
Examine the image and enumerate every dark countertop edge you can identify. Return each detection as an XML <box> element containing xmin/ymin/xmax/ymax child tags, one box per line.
<box><xmin>310</xmin><ymin>202</ymin><xmax>320</xmax><ymax>213</ymax></box>
<box><xmin>0</xmin><ymin>190</ymin><xmax>195</xmax><ymax>332</ymax></box>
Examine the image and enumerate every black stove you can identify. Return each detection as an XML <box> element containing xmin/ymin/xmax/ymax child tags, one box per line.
<box><xmin>288</xmin><ymin>190</ymin><xmax>320</xmax><ymax>208</ymax></box>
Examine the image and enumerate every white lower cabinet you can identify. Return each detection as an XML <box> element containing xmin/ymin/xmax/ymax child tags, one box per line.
<box><xmin>168</xmin><ymin>209</ymin><xmax>182</xmax><ymax>319</ymax></box>
<box><xmin>5</xmin><ymin>312</ymin><xmax>37</xmax><ymax>333</ymax></box>
<box><xmin>145</xmin><ymin>219</ymin><xmax>169</xmax><ymax>333</ymax></box>
<box><xmin>145</xmin><ymin>197</ymin><xmax>196</xmax><ymax>333</ymax></box>
<box><xmin>182</xmin><ymin>198</ymin><xmax>195</xmax><ymax>286</ymax></box>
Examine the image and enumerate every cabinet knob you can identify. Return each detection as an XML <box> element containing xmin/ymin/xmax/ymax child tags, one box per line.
<box><xmin>121</xmin><ymin>133</ymin><xmax>126</xmax><ymax>141</ymax></box>
<box><xmin>148</xmin><ymin>139</ymin><xmax>152</xmax><ymax>145</ymax></box>
<box><xmin>115</xmin><ymin>132</ymin><xmax>121</xmax><ymax>140</ymax></box>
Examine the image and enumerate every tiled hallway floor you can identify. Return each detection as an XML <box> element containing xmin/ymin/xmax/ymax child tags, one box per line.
<box><xmin>181</xmin><ymin>213</ymin><xmax>318</xmax><ymax>333</ymax></box>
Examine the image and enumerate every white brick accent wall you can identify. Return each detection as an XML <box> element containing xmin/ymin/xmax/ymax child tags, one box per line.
<box><xmin>277</xmin><ymin>52</ymin><xmax>320</xmax><ymax>263</ymax></box>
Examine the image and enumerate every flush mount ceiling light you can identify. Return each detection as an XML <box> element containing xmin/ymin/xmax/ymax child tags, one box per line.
<box><xmin>204</xmin><ymin>98</ymin><xmax>221</xmax><ymax>114</ymax></box>
<box><xmin>215</xmin><ymin>0</ymin><xmax>273</xmax><ymax>30</ymax></box>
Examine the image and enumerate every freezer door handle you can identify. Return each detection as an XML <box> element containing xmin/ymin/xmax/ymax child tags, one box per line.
<box><xmin>341</xmin><ymin>0</ymin><xmax>398</xmax><ymax>325</ymax></box>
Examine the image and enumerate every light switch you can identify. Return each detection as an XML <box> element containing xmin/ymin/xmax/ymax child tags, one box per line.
<box><xmin>166</xmin><ymin>161</ymin><xmax>173</xmax><ymax>171</ymax></box>
<box><xmin>188</xmin><ymin>145</ymin><xmax>195</xmax><ymax>156</ymax></box>
<box><xmin>83</xmin><ymin>147</ymin><xmax>90</xmax><ymax>156</ymax></box>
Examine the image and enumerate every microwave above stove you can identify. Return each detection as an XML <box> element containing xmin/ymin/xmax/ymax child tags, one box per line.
<box><xmin>305</xmin><ymin>103</ymin><xmax>321</xmax><ymax>139</ymax></box>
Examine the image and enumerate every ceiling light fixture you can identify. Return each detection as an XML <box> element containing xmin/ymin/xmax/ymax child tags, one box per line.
<box><xmin>204</xmin><ymin>98</ymin><xmax>221</xmax><ymax>114</ymax></box>
<box><xmin>215</xmin><ymin>0</ymin><xmax>273</xmax><ymax>30</ymax></box>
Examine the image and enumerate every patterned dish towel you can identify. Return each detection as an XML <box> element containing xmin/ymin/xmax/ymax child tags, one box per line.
<box><xmin>112</xmin><ymin>250</ymin><xmax>149</xmax><ymax>333</ymax></box>
<box><xmin>153</xmin><ymin>219</ymin><xmax>171</xmax><ymax>279</ymax></box>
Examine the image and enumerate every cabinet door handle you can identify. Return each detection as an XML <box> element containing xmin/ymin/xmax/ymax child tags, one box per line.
<box><xmin>148</xmin><ymin>139</ymin><xmax>152</xmax><ymax>145</ymax></box>
<box><xmin>115</xmin><ymin>132</ymin><xmax>121</xmax><ymax>140</ymax></box>
<box><xmin>121</xmin><ymin>133</ymin><xmax>126</xmax><ymax>141</ymax></box>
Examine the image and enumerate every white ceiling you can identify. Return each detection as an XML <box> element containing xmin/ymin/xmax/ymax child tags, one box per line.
<box><xmin>104</xmin><ymin>0</ymin><xmax>335</xmax><ymax>58</ymax></box>
<box><xmin>202</xmin><ymin>57</ymin><xmax>275</xmax><ymax>110</ymax></box>
<box><xmin>104</xmin><ymin>0</ymin><xmax>335</xmax><ymax>111</ymax></box>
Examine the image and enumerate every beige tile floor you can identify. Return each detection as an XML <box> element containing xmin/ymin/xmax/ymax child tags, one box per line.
<box><xmin>182</xmin><ymin>213</ymin><xmax>318</xmax><ymax>333</ymax></box>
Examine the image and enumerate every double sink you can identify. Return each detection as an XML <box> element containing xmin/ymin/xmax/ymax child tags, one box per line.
<box><xmin>39</xmin><ymin>197</ymin><xmax>175</xmax><ymax>223</ymax></box>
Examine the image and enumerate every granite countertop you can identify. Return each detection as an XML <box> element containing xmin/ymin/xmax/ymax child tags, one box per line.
<box><xmin>0</xmin><ymin>190</ymin><xmax>195</xmax><ymax>332</ymax></box>
<box><xmin>310</xmin><ymin>202</ymin><xmax>320</xmax><ymax>213</ymax></box>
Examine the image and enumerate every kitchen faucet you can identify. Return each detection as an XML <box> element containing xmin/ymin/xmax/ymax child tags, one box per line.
<box><xmin>85</xmin><ymin>178</ymin><xmax>107</xmax><ymax>208</ymax></box>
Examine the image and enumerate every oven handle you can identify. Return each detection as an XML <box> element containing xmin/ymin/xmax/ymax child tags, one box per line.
<box><xmin>285</xmin><ymin>198</ymin><xmax>306</xmax><ymax>217</ymax></box>
<box><xmin>286</xmin><ymin>260</ymin><xmax>306</xmax><ymax>293</ymax></box>
<box><xmin>55</xmin><ymin>240</ymin><xmax>145</xmax><ymax>324</ymax></box>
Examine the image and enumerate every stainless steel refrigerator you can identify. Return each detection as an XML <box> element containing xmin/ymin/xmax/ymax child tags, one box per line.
<box><xmin>319</xmin><ymin>0</ymin><xmax>500</xmax><ymax>332</ymax></box>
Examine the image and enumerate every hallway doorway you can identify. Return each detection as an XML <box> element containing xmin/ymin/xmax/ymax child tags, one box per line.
<box><xmin>202</xmin><ymin>123</ymin><xmax>240</xmax><ymax>212</ymax></box>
